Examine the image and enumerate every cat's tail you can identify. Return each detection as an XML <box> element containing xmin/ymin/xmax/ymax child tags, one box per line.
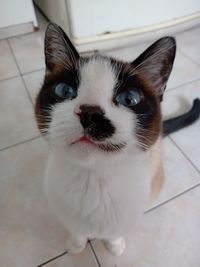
<box><xmin>163</xmin><ymin>98</ymin><xmax>200</xmax><ymax>136</ymax></box>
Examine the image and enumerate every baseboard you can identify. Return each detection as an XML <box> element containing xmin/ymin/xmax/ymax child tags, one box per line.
<box><xmin>73</xmin><ymin>12</ymin><xmax>200</xmax><ymax>53</ymax></box>
<box><xmin>0</xmin><ymin>22</ymin><xmax>35</xmax><ymax>40</ymax></box>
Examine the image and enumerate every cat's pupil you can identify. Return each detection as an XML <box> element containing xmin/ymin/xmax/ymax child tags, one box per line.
<box><xmin>130</xmin><ymin>93</ymin><xmax>140</xmax><ymax>104</ymax></box>
<box><xmin>64</xmin><ymin>87</ymin><xmax>70</xmax><ymax>96</ymax></box>
<box><xmin>116</xmin><ymin>88</ymin><xmax>141</xmax><ymax>108</ymax></box>
<box><xmin>126</xmin><ymin>95</ymin><xmax>135</xmax><ymax>105</ymax></box>
<box><xmin>55</xmin><ymin>83</ymin><xmax>77</xmax><ymax>100</ymax></box>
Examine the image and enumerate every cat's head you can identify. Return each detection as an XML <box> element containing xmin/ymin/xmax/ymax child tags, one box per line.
<box><xmin>35</xmin><ymin>23</ymin><xmax>176</xmax><ymax>162</ymax></box>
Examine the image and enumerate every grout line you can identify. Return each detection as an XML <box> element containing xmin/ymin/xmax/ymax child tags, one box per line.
<box><xmin>36</xmin><ymin>251</ymin><xmax>67</xmax><ymax>267</ymax></box>
<box><xmin>22</xmin><ymin>75</ymin><xmax>34</xmax><ymax>105</ymax></box>
<box><xmin>169</xmin><ymin>136</ymin><xmax>200</xmax><ymax>174</ymax></box>
<box><xmin>0</xmin><ymin>74</ymin><xmax>21</xmax><ymax>83</ymax></box>
<box><xmin>0</xmin><ymin>68</ymin><xmax>45</xmax><ymax>83</ymax></box>
<box><xmin>166</xmin><ymin>77</ymin><xmax>200</xmax><ymax>92</ymax></box>
<box><xmin>89</xmin><ymin>241</ymin><xmax>102</xmax><ymax>267</ymax></box>
<box><xmin>7</xmin><ymin>39</ymin><xmax>35</xmax><ymax>106</ymax></box>
<box><xmin>178</xmin><ymin>47</ymin><xmax>200</xmax><ymax>69</ymax></box>
<box><xmin>21</xmin><ymin>74</ymin><xmax>34</xmax><ymax>105</ymax></box>
<box><xmin>1</xmin><ymin>69</ymin><xmax>199</xmax><ymax>94</ymax></box>
<box><xmin>145</xmin><ymin>182</ymin><xmax>200</xmax><ymax>214</ymax></box>
<box><xmin>36</xmin><ymin>241</ymin><xmax>102</xmax><ymax>267</ymax></box>
<box><xmin>145</xmin><ymin>135</ymin><xmax>200</xmax><ymax>213</ymax></box>
<box><xmin>22</xmin><ymin>67</ymin><xmax>45</xmax><ymax>76</ymax></box>
<box><xmin>0</xmin><ymin>135</ymin><xmax>42</xmax><ymax>152</ymax></box>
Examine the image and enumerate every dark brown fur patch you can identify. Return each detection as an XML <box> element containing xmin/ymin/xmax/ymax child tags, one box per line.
<box><xmin>110</xmin><ymin>37</ymin><xmax>176</xmax><ymax>150</ymax></box>
<box><xmin>112</xmin><ymin>62</ymin><xmax>163</xmax><ymax>149</ymax></box>
<box><xmin>35</xmin><ymin>31</ymin><xmax>175</xmax><ymax>151</ymax></box>
<box><xmin>35</xmin><ymin>68</ymin><xmax>79</xmax><ymax>134</ymax></box>
<box><xmin>35</xmin><ymin>55</ymin><xmax>164</xmax><ymax>148</ymax></box>
<box><xmin>35</xmin><ymin>90</ymin><xmax>46</xmax><ymax>133</ymax></box>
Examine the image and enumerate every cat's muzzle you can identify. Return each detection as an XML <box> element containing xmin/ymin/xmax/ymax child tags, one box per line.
<box><xmin>76</xmin><ymin>104</ymin><xmax>115</xmax><ymax>141</ymax></box>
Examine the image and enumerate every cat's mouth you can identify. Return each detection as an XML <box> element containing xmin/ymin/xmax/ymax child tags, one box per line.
<box><xmin>70</xmin><ymin>136</ymin><xmax>126</xmax><ymax>152</ymax></box>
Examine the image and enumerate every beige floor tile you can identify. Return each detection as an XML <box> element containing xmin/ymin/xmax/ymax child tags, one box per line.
<box><xmin>176</xmin><ymin>26</ymin><xmax>200</xmax><ymax>67</ymax></box>
<box><xmin>0</xmin><ymin>137</ymin><xmax>99</xmax><ymax>267</ymax></box>
<box><xmin>43</xmin><ymin>245</ymin><xmax>99</xmax><ymax>267</ymax></box>
<box><xmin>162</xmin><ymin>80</ymin><xmax>200</xmax><ymax>171</ymax></box>
<box><xmin>0</xmin><ymin>23</ymin><xmax>199</xmax><ymax>267</ymax></box>
<box><xmin>23</xmin><ymin>69</ymin><xmax>45</xmax><ymax>103</ymax></box>
<box><xmin>162</xmin><ymin>80</ymin><xmax>200</xmax><ymax>119</ymax></box>
<box><xmin>21</xmin><ymin>69</ymin><xmax>200</xmax><ymax>209</ymax></box>
<box><xmin>104</xmin><ymin>41</ymin><xmax>152</xmax><ymax>61</ymax></box>
<box><xmin>92</xmin><ymin>186</ymin><xmax>200</xmax><ymax>267</ymax></box>
<box><xmin>0</xmin><ymin>39</ymin><xmax>19</xmax><ymax>80</ymax></box>
<box><xmin>0</xmin><ymin>77</ymin><xmax>39</xmax><ymax>149</ymax></box>
<box><xmin>0</xmin><ymin>138</ymin><xmax>62</xmax><ymax>266</ymax></box>
<box><xmin>167</xmin><ymin>50</ymin><xmax>200</xmax><ymax>89</ymax></box>
<box><xmin>8</xmin><ymin>31</ymin><xmax>45</xmax><ymax>74</ymax></box>
<box><xmin>152</xmin><ymin>137</ymin><xmax>200</xmax><ymax>208</ymax></box>
<box><xmin>105</xmin><ymin>41</ymin><xmax>200</xmax><ymax>91</ymax></box>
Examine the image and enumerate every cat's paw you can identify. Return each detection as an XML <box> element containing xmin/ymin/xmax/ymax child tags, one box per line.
<box><xmin>103</xmin><ymin>237</ymin><xmax>126</xmax><ymax>256</ymax></box>
<box><xmin>65</xmin><ymin>235</ymin><xmax>87</xmax><ymax>254</ymax></box>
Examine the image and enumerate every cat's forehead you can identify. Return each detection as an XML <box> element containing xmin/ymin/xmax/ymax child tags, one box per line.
<box><xmin>77</xmin><ymin>55</ymin><xmax>119</xmax><ymax>98</ymax></box>
<box><xmin>78</xmin><ymin>55</ymin><xmax>132</xmax><ymax>97</ymax></box>
<box><xmin>80</xmin><ymin>55</ymin><xmax>118</xmax><ymax>84</ymax></box>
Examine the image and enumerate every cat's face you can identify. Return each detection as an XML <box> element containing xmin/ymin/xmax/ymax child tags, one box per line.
<box><xmin>35</xmin><ymin>23</ymin><xmax>176</xmax><ymax>163</ymax></box>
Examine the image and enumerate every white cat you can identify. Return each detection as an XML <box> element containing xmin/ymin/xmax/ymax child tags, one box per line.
<box><xmin>35</xmin><ymin>23</ymin><xmax>195</xmax><ymax>255</ymax></box>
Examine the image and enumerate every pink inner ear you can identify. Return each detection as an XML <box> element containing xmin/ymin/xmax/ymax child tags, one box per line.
<box><xmin>45</xmin><ymin>23</ymin><xmax>80</xmax><ymax>72</ymax></box>
<box><xmin>131</xmin><ymin>37</ymin><xmax>176</xmax><ymax>97</ymax></box>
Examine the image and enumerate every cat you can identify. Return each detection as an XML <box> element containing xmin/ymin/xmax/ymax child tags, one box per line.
<box><xmin>35</xmin><ymin>23</ymin><xmax>200</xmax><ymax>255</ymax></box>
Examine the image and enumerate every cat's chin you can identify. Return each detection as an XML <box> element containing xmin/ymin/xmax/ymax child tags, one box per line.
<box><xmin>69</xmin><ymin>136</ymin><xmax>126</xmax><ymax>153</ymax></box>
<box><xmin>63</xmin><ymin>140</ymin><xmax>126</xmax><ymax>166</ymax></box>
<box><xmin>64</xmin><ymin>143</ymin><xmax>102</xmax><ymax>166</ymax></box>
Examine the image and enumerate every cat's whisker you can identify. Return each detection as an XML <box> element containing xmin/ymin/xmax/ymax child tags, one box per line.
<box><xmin>126</xmin><ymin>43</ymin><xmax>175</xmax><ymax>78</ymax></box>
<box><xmin>136</xmin><ymin>125</ymin><xmax>159</xmax><ymax>136</ymax></box>
<box><xmin>135</xmin><ymin>133</ymin><xmax>153</xmax><ymax>149</ymax></box>
<box><xmin>33</xmin><ymin>22</ymin><xmax>200</xmax><ymax>256</ymax></box>
<box><xmin>45</xmin><ymin>25</ymin><xmax>78</xmax><ymax>69</ymax></box>
<box><xmin>135</xmin><ymin>139</ymin><xmax>150</xmax><ymax>150</ymax></box>
<box><xmin>45</xmin><ymin>50</ymin><xmax>72</xmax><ymax>70</ymax></box>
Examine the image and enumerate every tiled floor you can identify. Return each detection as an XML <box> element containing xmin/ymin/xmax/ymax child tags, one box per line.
<box><xmin>0</xmin><ymin>9</ymin><xmax>200</xmax><ymax>267</ymax></box>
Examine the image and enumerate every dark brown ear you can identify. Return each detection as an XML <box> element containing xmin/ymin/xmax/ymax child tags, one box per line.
<box><xmin>45</xmin><ymin>23</ymin><xmax>79</xmax><ymax>72</ymax></box>
<box><xmin>132</xmin><ymin>37</ymin><xmax>176</xmax><ymax>99</ymax></box>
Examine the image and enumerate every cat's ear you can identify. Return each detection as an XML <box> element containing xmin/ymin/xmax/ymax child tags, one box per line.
<box><xmin>45</xmin><ymin>23</ymin><xmax>80</xmax><ymax>72</ymax></box>
<box><xmin>132</xmin><ymin>37</ymin><xmax>176</xmax><ymax>99</ymax></box>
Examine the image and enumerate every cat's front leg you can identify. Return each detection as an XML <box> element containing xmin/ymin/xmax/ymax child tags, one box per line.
<box><xmin>103</xmin><ymin>237</ymin><xmax>126</xmax><ymax>256</ymax></box>
<box><xmin>65</xmin><ymin>232</ymin><xmax>87</xmax><ymax>254</ymax></box>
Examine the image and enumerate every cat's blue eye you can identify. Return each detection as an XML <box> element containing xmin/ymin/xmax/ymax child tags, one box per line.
<box><xmin>115</xmin><ymin>88</ymin><xmax>141</xmax><ymax>108</ymax></box>
<box><xmin>55</xmin><ymin>83</ymin><xmax>77</xmax><ymax>100</ymax></box>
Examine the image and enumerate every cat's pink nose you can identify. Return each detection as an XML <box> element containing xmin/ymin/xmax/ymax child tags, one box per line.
<box><xmin>74</xmin><ymin>105</ymin><xmax>82</xmax><ymax>116</ymax></box>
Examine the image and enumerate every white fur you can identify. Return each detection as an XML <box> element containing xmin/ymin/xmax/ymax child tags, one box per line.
<box><xmin>44</xmin><ymin>57</ymin><xmax>152</xmax><ymax>254</ymax></box>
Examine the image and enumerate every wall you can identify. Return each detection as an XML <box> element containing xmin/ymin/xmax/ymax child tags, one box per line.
<box><xmin>34</xmin><ymin>0</ymin><xmax>70</xmax><ymax>35</ymax></box>
<box><xmin>68</xmin><ymin>0</ymin><xmax>200</xmax><ymax>38</ymax></box>
<box><xmin>0</xmin><ymin>0</ymin><xmax>37</xmax><ymax>29</ymax></box>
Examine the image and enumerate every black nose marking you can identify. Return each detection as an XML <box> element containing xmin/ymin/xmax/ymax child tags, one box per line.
<box><xmin>78</xmin><ymin>104</ymin><xmax>115</xmax><ymax>140</ymax></box>
<box><xmin>79</xmin><ymin>105</ymin><xmax>104</xmax><ymax>129</ymax></box>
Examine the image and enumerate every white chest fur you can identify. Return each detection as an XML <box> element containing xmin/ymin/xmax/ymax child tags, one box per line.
<box><xmin>44</xmin><ymin>147</ymin><xmax>151</xmax><ymax>240</ymax></box>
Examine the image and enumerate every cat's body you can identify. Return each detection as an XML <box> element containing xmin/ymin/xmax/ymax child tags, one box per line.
<box><xmin>35</xmin><ymin>23</ymin><xmax>199</xmax><ymax>255</ymax></box>
<box><xmin>45</xmin><ymin>140</ymin><xmax>149</xmax><ymax>240</ymax></box>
